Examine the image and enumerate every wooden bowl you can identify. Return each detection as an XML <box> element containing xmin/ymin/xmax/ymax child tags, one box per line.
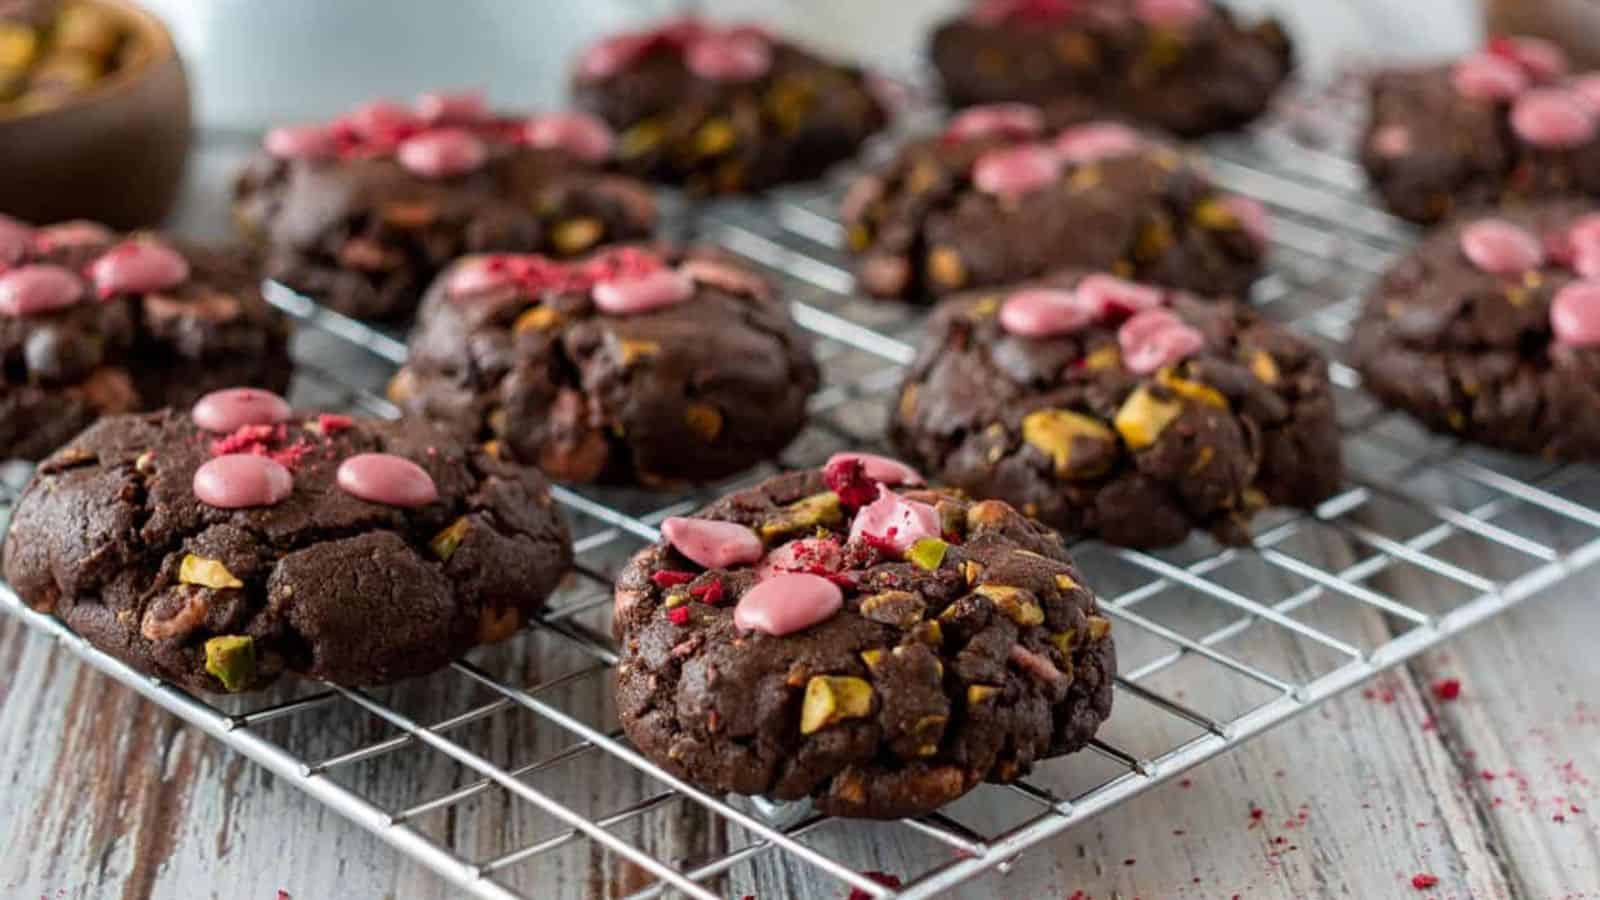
<box><xmin>0</xmin><ymin>0</ymin><xmax>190</xmax><ymax>229</ymax></box>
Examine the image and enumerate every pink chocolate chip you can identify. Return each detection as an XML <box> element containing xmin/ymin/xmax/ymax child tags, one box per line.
<box><xmin>0</xmin><ymin>265</ymin><xmax>84</xmax><ymax>317</ymax></box>
<box><xmin>1567</xmin><ymin>214</ymin><xmax>1600</xmax><ymax>277</ymax></box>
<box><xmin>1459</xmin><ymin>219</ymin><xmax>1545</xmax><ymax>274</ymax></box>
<box><xmin>1119</xmin><ymin>308</ymin><xmax>1205</xmax><ymax>374</ymax></box>
<box><xmin>973</xmin><ymin>144</ymin><xmax>1063</xmax><ymax>197</ymax></box>
<box><xmin>446</xmin><ymin>256</ymin><xmax>520</xmax><ymax>298</ymax></box>
<box><xmin>1134</xmin><ymin>0</ymin><xmax>1209</xmax><ymax>27</ymax></box>
<box><xmin>32</xmin><ymin>219</ymin><xmax>113</xmax><ymax>251</ymax></box>
<box><xmin>415</xmin><ymin>90</ymin><xmax>488</xmax><ymax>124</ymax></box>
<box><xmin>1222</xmin><ymin>194</ymin><xmax>1271</xmax><ymax>249</ymax></box>
<box><xmin>87</xmin><ymin>240</ymin><xmax>190</xmax><ymax>297</ymax></box>
<box><xmin>733</xmin><ymin>573</ymin><xmax>843</xmax><ymax>636</ymax></box>
<box><xmin>1054</xmin><ymin>121</ymin><xmax>1145</xmax><ymax>163</ymax></box>
<box><xmin>944</xmin><ymin>103</ymin><xmax>1046</xmax><ymax>143</ymax></box>
<box><xmin>661</xmin><ymin>516</ymin><xmax>763</xmax><ymax>569</ymax></box>
<box><xmin>592</xmin><ymin>269</ymin><xmax>694</xmax><ymax>315</ymax></box>
<box><xmin>678</xmin><ymin>258</ymin><xmax>768</xmax><ymax>298</ymax></box>
<box><xmin>264</xmin><ymin>123</ymin><xmax>338</xmax><ymax>161</ymax></box>
<box><xmin>524</xmin><ymin>112</ymin><xmax>616</xmax><ymax>164</ymax></box>
<box><xmin>1511</xmin><ymin>88</ymin><xmax>1598</xmax><ymax>148</ymax></box>
<box><xmin>193</xmin><ymin>454</ymin><xmax>294</xmax><ymax>509</ymax></box>
<box><xmin>1077</xmin><ymin>273</ymin><xmax>1165</xmax><ymax>317</ymax></box>
<box><xmin>755</xmin><ymin>536</ymin><xmax>844</xmax><ymax>581</ymax></box>
<box><xmin>825</xmin><ymin>451</ymin><xmax>923</xmax><ymax>486</ymax></box>
<box><xmin>848</xmin><ymin>485</ymin><xmax>941</xmax><ymax>555</ymax></box>
<box><xmin>576</xmin><ymin>33</ymin><xmax>655</xmax><ymax>82</ymax></box>
<box><xmin>1369</xmin><ymin>123</ymin><xmax>1414</xmax><ymax>158</ymax></box>
<box><xmin>397</xmin><ymin>129</ymin><xmax>489</xmax><ymax>178</ymax></box>
<box><xmin>685</xmin><ymin>31</ymin><xmax>772</xmax><ymax>82</ymax></box>
<box><xmin>349</xmin><ymin>99</ymin><xmax>424</xmax><ymax>140</ymax></box>
<box><xmin>1571</xmin><ymin>74</ymin><xmax>1600</xmax><ymax>111</ymax></box>
<box><xmin>999</xmin><ymin>287</ymin><xmax>1100</xmax><ymax>337</ymax></box>
<box><xmin>1009</xmin><ymin>643</ymin><xmax>1068</xmax><ymax>686</ymax></box>
<box><xmin>1451</xmin><ymin>52</ymin><xmax>1531</xmax><ymax>101</ymax></box>
<box><xmin>191</xmin><ymin>387</ymin><xmax>292</xmax><ymax>433</ymax></box>
<box><xmin>0</xmin><ymin>213</ymin><xmax>33</xmax><ymax>265</ymax></box>
<box><xmin>1491</xmin><ymin>35</ymin><xmax>1569</xmax><ymax>82</ymax></box>
<box><xmin>1551</xmin><ymin>280</ymin><xmax>1600</xmax><ymax>347</ymax></box>
<box><xmin>336</xmin><ymin>453</ymin><xmax>440</xmax><ymax>508</ymax></box>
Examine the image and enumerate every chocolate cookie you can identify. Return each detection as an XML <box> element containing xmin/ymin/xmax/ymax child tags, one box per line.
<box><xmin>0</xmin><ymin>387</ymin><xmax>573</xmax><ymax>693</ymax></box>
<box><xmin>613</xmin><ymin>458</ymin><xmax>1115</xmax><ymax>819</ymax></box>
<box><xmin>232</xmin><ymin>92</ymin><xmax>659</xmax><ymax>321</ymax></box>
<box><xmin>843</xmin><ymin>106</ymin><xmax>1268</xmax><ymax>303</ymax></box>
<box><xmin>929</xmin><ymin>0</ymin><xmax>1292</xmax><ymax>137</ymax></box>
<box><xmin>388</xmin><ymin>245</ymin><xmax>818</xmax><ymax>486</ymax></box>
<box><xmin>570</xmin><ymin>16</ymin><xmax>887</xmax><ymax>193</ymax></box>
<box><xmin>1354</xmin><ymin>202</ymin><xmax>1600</xmax><ymax>458</ymax></box>
<box><xmin>0</xmin><ymin>217</ymin><xmax>291</xmax><ymax>461</ymax></box>
<box><xmin>1363</xmin><ymin>37</ymin><xmax>1600</xmax><ymax>224</ymax></box>
<box><xmin>890</xmin><ymin>272</ymin><xmax>1341</xmax><ymax>547</ymax></box>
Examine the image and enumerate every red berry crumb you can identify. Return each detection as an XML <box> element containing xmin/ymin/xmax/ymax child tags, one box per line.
<box><xmin>666</xmin><ymin>607</ymin><xmax>690</xmax><ymax>626</ymax></box>
<box><xmin>824</xmin><ymin>456</ymin><xmax>880</xmax><ymax>509</ymax></box>
<box><xmin>1431</xmin><ymin>679</ymin><xmax>1462</xmax><ymax>702</ymax></box>
<box><xmin>651</xmin><ymin>570</ymin><xmax>696</xmax><ymax>588</ymax></box>
<box><xmin>1411</xmin><ymin>873</ymin><xmax>1439</xmax><ymax>890</ymax></box>
<box><xmin>316</xmin><ymin>413</ymin><xmax>353</xmax><ymax>435</ymax></box>
<box><xmin>689</xmin><ymin>578</ymin><xmax>725</xmax><ymax>606</ymax></box>
<box><xmin>847</xmin><ymin>871</ymin><xmax>902</xmax><ymax>900</ymax></box>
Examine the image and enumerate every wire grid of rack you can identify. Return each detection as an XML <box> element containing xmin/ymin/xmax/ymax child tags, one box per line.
<box><xmin>8</xmin><ymin>76</ymin><xmax>1600</xmax><ymax>899</ymax></box>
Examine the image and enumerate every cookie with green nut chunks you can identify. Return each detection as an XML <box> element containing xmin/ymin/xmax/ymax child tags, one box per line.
<box><xmin>0</xmin><ymin>387</ymin><xmax>572</xmax><ymax>694</ymax></box>
<box><xmin>388</xmin><ymin>244</ymin><xmax>818</xmax><ymax>486</ymax></box>
<box><xmin>570</xmin><ymin>16</ymin><xmax>888</xmax><ymax>193</ymax></box>
<box><xmin>841</xmin><ymin>104</ymin><xmax>1267</xmax><ymax>303</ymax></box>
<box><xmin>612</xmin><ymin>456</ymin><xmax>1115</xmax><ymax>819</ymax></box>
<box><xmin>889</xmin><ymin>271</ymin><xmax>1341</xmax><ymax>547</ymax></box>
<box><xmin>929</xmin><ymin>0</ymin><xmax>1292</xmax><ymax>138</ymax></box>
<box><xmin>232</xmin><ymin>91</ymin><xmax>658</xmax><ymax>321</ymax></box>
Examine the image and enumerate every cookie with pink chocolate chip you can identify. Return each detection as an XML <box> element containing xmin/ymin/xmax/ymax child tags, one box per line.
<box><xmin>0</xmin><ymin>389</ymin><xmax>572</xmax><ymax>693</ymax></box>
<box><xmin>930</xmin><ymin>0</ymin><xmax>1292</xmax><ymax>137</ymax></box>
<box><xmin>0</xmin><ymin>216</ymin><xmax>290</xmax><ymax>461</ymax></box>
<box><xmin>612</xmin><ymin>460</ymin><xmax>1115</xmax><ymax>819</ymax></box>
<box><xmin>843</xmin><ymin>105</ymin><xmax>1268</xmax><ymax>303</ymax></box>
<box><xmin>388</xmin><ymin>245</ymin><xmax>818</xmax><ymax>485</ymax></box>
<box><xmin>233</xmin><ymin>92</ymin><xmax>659</xmax><ymax>320</ymax></box>
<box><xmin>1363</xmin><ymin>37</ymin><xmax>1600</xmax><ymax>224</ymax></box>
<box><xmin>570</xmin><ymin>16</ymin><xmax>887</xmax><ymax>193</ymax></box>
<box><xmin>890</xmin><ymin>270</ymin><xmax>1341</xmax><ymax>547</ymax></box>
<box><xmin>1355</xmin><ymin>201</ymin><xmax>1600</xmax><ymax>459</ymax></box>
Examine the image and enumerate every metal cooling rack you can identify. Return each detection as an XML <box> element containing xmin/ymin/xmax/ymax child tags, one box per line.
<box><xmin>8</xmin><ymin>77</ymin><xmax>1600</xmax><ymax>899</ymax></box>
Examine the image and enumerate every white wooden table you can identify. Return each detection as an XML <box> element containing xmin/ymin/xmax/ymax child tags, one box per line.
<box><xmin>8</xmin><ymin>2</ymin><xmax>1600</xmax><ymax>899</ymax></box>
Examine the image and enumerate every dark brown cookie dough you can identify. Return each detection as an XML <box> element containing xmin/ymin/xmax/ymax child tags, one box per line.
<box><xmin>388</xmin><ymin>245</ymin><xmax>819</xmax><ymax>486</ymax></box>
<box><xmin>570</xmin><ymin>17</ymin><xmax>887</xmax><ymax>193</ymax></box>
<box><xmin>1354</xmin><ymin>202</ymin><xmax>1600</xmax><ymax>459</ymax></box>
<box><xmin>890</xmin><ymin>272</ymin><xmax>1341</xmax><ymax>547</ymax></box>
<box><xmin>613</xmin><ymin>462</ymin><xmax>1115</xmax><ymax>819</ymax></box>
<box><xmin>1</xmin><ymin>395</ymin><xmax>572</xmax><ymax>693</ymax></box>
<box><xmin>929</xmin><ymin>0</ymin><xmax>1292</xmax><ymax>137</ymax></box>
<box><xmin>842</xmin><ymin>108</ymin><xmax>1268</xmax><ymax>303</ymax></box>
<box><xmin>1363</xmin><ymin>38</ymin><xmax>1600</xmax><ymax>224</ymax></box>
<box><xmin>0</xmin><ymin>218</ymin><xmax>290</xmax><ymax>461</ymax></box>
<box><xmin>233</xmin><ymin>93</ymin><xmax>658</xmax><ymax>321</ymax></box>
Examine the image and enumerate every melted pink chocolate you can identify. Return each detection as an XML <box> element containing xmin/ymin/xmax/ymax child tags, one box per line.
<box><xmin>1551</xmin><ymin>280</ymin><xmax>1600</xmax><ymax>347</ymax></box>
<box><xmin>396</xmin><ymin>128</ymin><xmax>489</xmax><ymax>178</ymax></box>
<box><xmin>825</xmin><ymin>452</ymin><xmax>923</xmax><ymax>486</ymax></box>
<box><xmin>349</xmin><ymin>99</ymin><xmax>424</xmax><ymax>142</ymax></box>
<box><xmin>1054</xmin><ymin>121</ymin><xmax>1145</xmax><ymax>163</ymax></box>
<box><xmin>1511</xmin><ymin>88</ymin><xmax>1598</xmax><ymax>149</ymax></box>
<box><xmin>194</xmin><ymin>454</ymin><xmax>294</xmax><ymax>509</ymax></box>
<box><xmin>336</xmin><ymin>453</ymin><xmax>440</xmax><ymax>508</ymax></box>
<box><xmin>1452</xmin><ymin>53</ymin><xmax>1531</xmax><ymax>101</ymax></box>
<box><xmin>87</xmin><ymin>240</ymin><xmax>190</xmax><ymax>297</ymax></box>
<box><xmin>1119</xmin><ymin>308</ymin><xmax>1205</xmax><ymax>374</ymax></box>
<box><xmin>446</xmin><ymin>255</ymin><xmax>523</xmax><ymax>298</ymax></box>
<box><xmin>684</xmin><ymin>31</ymin><xmax>772</xmax><ymax>82</ymax></box>
<box><xmin>1489</xmin><ymin>35</ymin><xmax>1569</xmax><ymax>82</ymax></box>
<box><xmin>191</xmin><ymin>388</ymin><xmax>292</xmax><ymax>433</ymax></box>
<box><xmin>679</xmin><ymin>258</ymin><xmax>768</xmax><ymax>298</ymax></box>
<box><xmin>944</xmin><ymin>103</ymin><xmax>1046</xmax><ymax>143</ymax></box>
<box><xmin>1010</xmin><ymin>643</ymin><xmax>1068</xmax><ymax>685</ymax></box>
<box><xmin>592</xmin><ymin>269</ymin><xmax>695</xmax><ymax>315</ymax></box>
<box><xmin>264</xmin><ymin>124</ymin><xmax>338</xmax><ymax>161</ymax></box>
<box><xmin>733</xmin><ymin>573</ymin><xmax>843</xmax><ymax>636</ymax></box>
<box><xmin>755</xmin><ymin>536</ymin><xmax>844</xmax><ymax>581</ymax></box>
<box><xmin>848</xmin><ymin>485</ymin><xmax>941</xmax><ymax>555</ymax></box>
<box><xmin>524</xmin><ymin>112</ymin><xmax>616</xmax><ymax>164</ymax></box>
<box><xmin>661</xmin><ymin>516</ymin><xmax>763</xmax><ymax>569</ymax></box>
<box><xmin>576</xmin><ymin>33</ymin><xmax>660</xmax><ymax>82</ymax></box>
<box><xmin>0</xmin><ymin>265</ymin><xmax>84</xmax><ymax>317</ymax></box>
<box><xmin>415</xmin><ymin>90</ymin><xmax>488</xmax><ymax>125</ymax></box>
<box><xmin>32</xmin><ymin>220</ymin><xmax>112</xmax><ymax>251</ymax></box>
<box><xmin>999</xmin><ymin>287</ymin><xmax>1099</xmax><ymax>337</ymax></box>
<box><xmin>973</xmin><ymin>144</ymin><xmax>1063</xmax><ymax>197</ymax></box>
<box><xmin>1078</xmin><ymin>273</ymin><xmax>1166</xmax><ymax>317</ymax></box>
<box><xmin>1459</xmin><ymin>219</ymin><xmax>1545</xmax><ymax>274</ymax></box>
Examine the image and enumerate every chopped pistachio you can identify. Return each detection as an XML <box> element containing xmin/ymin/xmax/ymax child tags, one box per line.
<box><xmin>898</xmin><ymin>383</ymin><xmax>921</xmax><ymax>421</ymax></box>
<box><xmin>1114</xmin><ymin>385</ymin><xmax>1183</xmax><ymax>451</ymax></box>
<box><xmin>619</xmin><ymin>119</ymin><xmax>665</xmax><ymax>158</ymax></box>
<box><xmin>685</xmin><ymin>403</ymin><xmax>723</xmax><ymax>442</ymax></box>
<box><xmin>1054</xmin><ymin>573</ymin><xmax>1078</xmax><ymax>591</ymax></box>
<box><xmin>1048</xmin><ymin>629</ymin><xmax>1078</xmax><ymax>656</ymax></box>
<box><xmin>1086</xmin><ymin>615</ymin><xmax>1112</xmax><ymax>640</ymax></box>
<box><xmin>967</xmin><ymin>684</ymin><xmax>1000</xmax><ymax>705</ymax></box>
<box><xmin>179</xmin><ymin>554</ymin><xmax>243</xmax><ymax>590</ymax></box>
<box><xmin>1022</xmin><ymin>408</ymin><xmax>1117</xmax><ymax>479</ymax></box>
<box><xmin>962</xmin><ymin>560</ymin><xmax>983</xmax><ymax>585</ymax></box>
<box><xmin>906</xmin><ymin>538</ymin><xmax>949</xmax><ymax>572</ymax></box>
<box><xmin>134</xmin><ymin>451</ymin><xmax>156</xmax><ymax>475</ymax></box>
<box><xmin>860</xmin><ymin>649</ymin><xmax>886</xmax><ymax>671</ymax></box>
<box><xmin>1157</xmin><ymin>368</ymin><xmax>1228</xmax><ymax>409</ymax></box>
<box><xmin>204</xmin><ymin>635</ymin><xmax>255</xmax><ymax>693</ymax></box>
<box><xmin>513</xmin><ymin>306</ymin><xmax>564</xmax><ymax>335</ymax></box>
<box><xmin>927</xmin><ymin>247</ymin><xmax>967</xmax><ymax>289</ymax></box>
<box><xmin>965</xmin><ymin>499</ymin><xmax>1010</xmax><ymax>530</ymax></box>
<box><xmin>1083</xmin><ymin>345</ymin><xmax>1122</xmax><ymax>370</ymax></box>
<box><xmin>1192</xmin><ymin>198</ymin><xmax>1240</xmax><ymax>230</ymax></box>
<box><xmin>694</xmin><ymin>118</ymin><xmax>737</xmax><ymax>156</ymax></box>
<box><xmin>429</xmin><ymin>517</ymin><xmax>471</xmax><ymax>562</ymax></box>
<box><xmin>552</xmin><ymin>218</ymin><xmax>604</xmax><ymax>255</ymax></box>
<box><xmin>758</xmin><ymin>492</ymin><xmax>843</xmax><ymax>541</ymax></box>
<box><xmin>858</xmin><ymin>591</ymin><xmax>926</xmax><ymax>628</ymax></box>
<box><xmin>1248</xmin><ymin>350</ymin><xmax>1280</xmax><ymax>385</ymax></box>
<box><xmin>975</xmin><ymin>584</ymin><xmax>1045</xmax><ymax>626</ymax></box>
<box><xmin>800</xmin><ymin>675</ymin><xmax>874</xmax><ymax>735</ymax></box>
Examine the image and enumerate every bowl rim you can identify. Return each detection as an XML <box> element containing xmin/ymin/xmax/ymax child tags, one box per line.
<box><xmin>0</xmin><ymin>0</ymin><xmax>180</xmax><ymax>125</ymax></box>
